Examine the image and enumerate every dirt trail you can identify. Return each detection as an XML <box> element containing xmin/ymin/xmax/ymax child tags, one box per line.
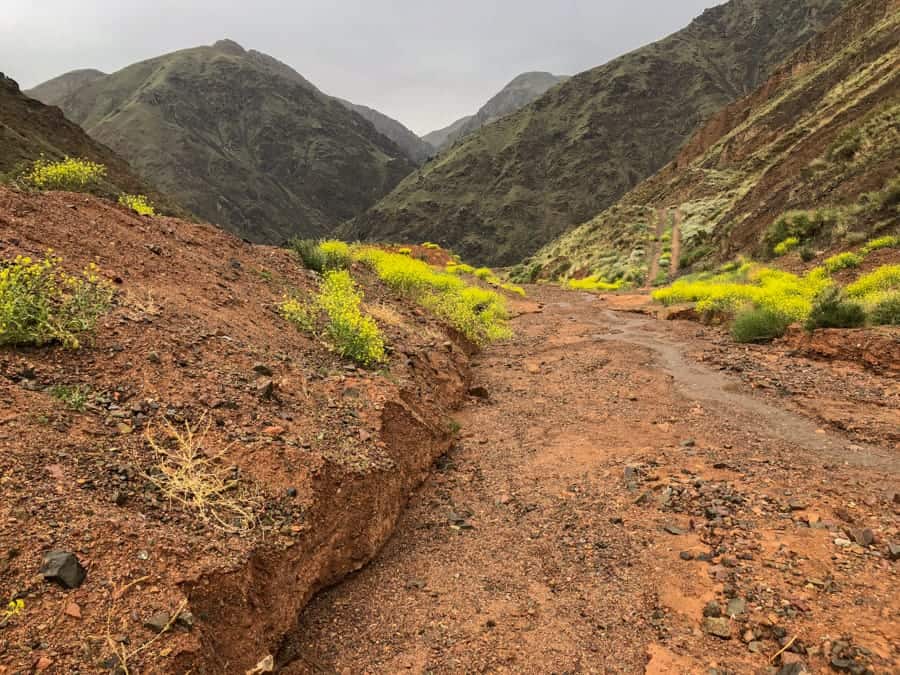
<box><xmin>281</xmin><ymin>287</ymin><xmax>899</xmax><ymax>674</ymax></box>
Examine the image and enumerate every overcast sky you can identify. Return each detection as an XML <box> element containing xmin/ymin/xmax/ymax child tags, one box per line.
<box><xmin>2</xmin><ymin>0</ymin><xmax>714</xmax><ymax>135</ymax></box>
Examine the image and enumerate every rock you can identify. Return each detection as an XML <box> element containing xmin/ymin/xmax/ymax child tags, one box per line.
<box><xmin>850</xmin><ymin>528</ymin><xmax>875</xmax><ymax>547</ymax></box>
<box><xmin>35</xmin><ymin>656</ymin><xmax>53</xmax><ymax>671</ymax></box>
<box><xmin>39</xmin><ymin>551</ymin><xmax>86</xmax><ymax>589</ymax></box>
<box><xmin>664</xmin><ymin>524</ymin><xmax>686</xmax><ymax>536</ymax></box>
<box><xmin>286</xmin><ymin>487</ymin><xmax>298</xmax><ymax>498</ymax></box>
<box><xmin>256</xmin><ymin>378</ymin><xmax>275</xmax><ymax>400</ymax></box>
<box><xmin>834</xmin><ymin>538</ymin><xmax>852</xmax><ymax>547</ymax></box>
<box><xmin>776</xmin><ymin>662</ymin><xmax>808</xmax><ymax>675</ymax></box>
<box><xmin>252</xmin><ymin>363</ymin><xmax>273</xmax><ymax>377</ymax></box>
<box><xmin>680</xmin><ymin>551</ymin><xmax>695</xmax><ymax>561</ymax></box>
<box><xmin>726</xmin><ymin>597</ymin><xmax>747</xmax><ymax>618</ymax></box>
<box><xmin>703</xmin><ymin>616</ymin><xmax>731</xmax><ymax>639</ymax></box>
<box><xmin>175</xmin><ymin>610</ymin><xmax>195</xmax><ymax>630</ymax></box>
<box><xmin>467</xmin><ymin>386</ymin><xmax>490</xmax><ymax>400</ymax></box>
<box><xmin>887</xmin><ymin>542</ymin><xmax>900</xmax><ymax>561</ymax></box>
<box><xmin>681</xmin><ymin>439</ymin><xmax>696</xmax><ymax>448</ymax></box>
<box><xmin>749</xmin><ymin>641</ymin><xmax>764</xmax><ymax>653</ymax></box>
<box><xmin>703</xmin><ymin>601</ymin><xmax>722</xmax><ymax>618</ymax></box>
<box><xmin>834</xmin><ymin>507</ymin><xmax>854</xmax><ymax>523</ymax></box>
<box><xmin>144</xmin><ymin>611</ymin><xmax>172</xmax><ymax>633</ymax></box>
<box><xmin>64</xmin><ymin>602</ymin><xmax>82</xmax><ymax>619</ymax></box>
<box><xmin>789</xmin><ymin>500</ymin><xmax>808</xmax><ymax>511</ymax></box>
<box><xmin>247</xmin><ymin>654</ymin><xmax>275</xmax><ymax>674</ymax></box>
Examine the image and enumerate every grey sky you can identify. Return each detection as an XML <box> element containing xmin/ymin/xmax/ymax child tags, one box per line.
<box><xmin>2</xmin><ymin>1</ymin><xmax>714</xmax><ymax>135</ymax></box>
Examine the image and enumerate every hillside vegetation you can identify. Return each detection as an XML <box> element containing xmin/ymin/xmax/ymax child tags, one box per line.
<box><xmin>423</xmin><ymin>72</ymin><xmax>567</xmax><ymax>152</ymax></box>
<box><xmin>28</xmin><ymin>40</ymin><xmax>416</xmax><ymax>244</ymax></box>
<box><xmin>337</xmin><ymin>100</ymin><xmax>434</xmax><ymax>165</ymax></box>
<box><xmin>530</xmin><ymin>0</ymin><xmax>899</xmax><ymax>286</ymax></box>
<box><xmin>345</xmin><ymin>0</ymin><xmax>847</xmax><ymax>266</ymax></box>
<box><xmin>0</xmin><ymin>73</ymin><xmax>179</xmax><ymax>213</ymax></box>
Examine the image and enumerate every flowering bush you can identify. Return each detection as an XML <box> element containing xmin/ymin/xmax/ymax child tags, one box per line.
<box><xmin>823</xmin><ymin>252</ymin><xmax>862</xmax><ymax>273</ymax></box>
<box><xmin>318</xmin><ymin>271</ymin><xmax>385</xmax><ymax>366</ymax></box>
<box><xmin>773</xmin><ymin>237</ymin><xmax>800</xmax><ymax>256</ymax></box>
<box><xmin>118</xmin><ymin>193</ymin><xmax>156</xmax><ymax>216</ymax></box>
<box><xmin>25</xmin><ymin>156</ymin><xmax>106</xmax><ymax>191</ymax></box>
<box><xmin>0</xmin><ymin>253</ymin><xmax>114</xmax><ymax>348</ymax></box>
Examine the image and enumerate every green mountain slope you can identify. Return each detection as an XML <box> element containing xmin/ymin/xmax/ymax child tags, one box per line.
<box><xmin>423</xmin><ymin>72</ymin><xmax>568</xmax><ymax>152</ymax></box>
<box><xmin>346</xmin><ymin>0</ymin><xmax>847</xmax><ymax>266</ymax></box>
<box><xmin>25</xmin><ymin>68</ymin><xmax>107</xmax><ymax>105</ymax></box>
<box><xmin>337</xmin><ymin>99</ymin><xmax>434</xmax><ymax>164</ymax></box>
<box><xmin>529</xmin><ymin>0</ymin><xmax>899</xmax><ymax>285</ymax></box>
<box><xmin>0</xmin><ymin>72</ymin><xmax>180</xmax><ymax>213</ymax></box>
<box><xmin>30</xmin><ymin>40</ymin><xmax>416</xmax><ymax>243</ymax></box>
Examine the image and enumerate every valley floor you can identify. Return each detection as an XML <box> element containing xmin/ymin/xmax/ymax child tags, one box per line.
<box><xmin>281</xmin><ymin>287</ymin><xmax>898</xmax><ymax>674</ymax></box>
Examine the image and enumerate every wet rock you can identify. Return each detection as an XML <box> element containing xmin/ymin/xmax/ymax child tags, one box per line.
<box><xmin>703</xmin><ymin>616</ymin><xmax>731</xmax><ymax>639</ymax></box>
<box><xmin>39</xmin><ymin>551</ymin><xmax>86</xmax><ymax>589</ymax></box>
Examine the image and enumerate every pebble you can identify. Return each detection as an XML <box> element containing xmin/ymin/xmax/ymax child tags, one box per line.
<box><xmin>703</xmin><ymin>616</ymin><xmax>731</xmax><ymax>639</ymax></box>
<box><xmin>680</xmin><ymin>551</ymin><xmax>694</xmax><ymax>561</ymax></box>
<box><xmin>703</xmin><ymin>601</ymin><xmax>721</xmax><ymax>618</ymax></box>
<box><xmin>726</xmin><ymin>597</ymin><xmax>747</xmax><ymax>618</ymax></box>
<box><xmin>39</xmin><ymin>551</ymin><xmax>86</xmax><ymax>589</ymax></box>
<box><xmin>850</xmin><ymin>528</ymin><xmax>874</xmax><ymax>547</ymax></box>
<box><xmin>144</xmin><ymin>611</ymin><xmax>172</xmax><ymax>633</ymax></box>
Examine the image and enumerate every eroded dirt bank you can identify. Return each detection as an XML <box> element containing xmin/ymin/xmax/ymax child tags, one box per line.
<box><xmin>282</xmin><ymin>287</ymin><xmax>898</xmax><ymax>674</ymax></box>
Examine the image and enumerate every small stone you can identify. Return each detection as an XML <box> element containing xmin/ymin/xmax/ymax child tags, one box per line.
<box><xmin>256</xmin><ymin>379</ymin><xmax>275</xmax><ymax>400</ymax></box>
<box><xmin>144</xmin><ymin>611</ymin><xmax>172</xmax><ymax>633</ymax></box>
<box><xmin>834</xmin><ymin>538</ymin><xmax>852</xmax><ymax>547</ymax></box>
<box><xmin>64</xmin><ymin>602</ymin><xmax>82</xmax><ymax>619</ymax></box>
<box><xmin>468</xmin><ymin>386</ymin><xmax>490</xmax><ymax>400</ymax></box>
<box><xmin>252</xmin><ymin>363</ymin><xmax>273</xmax><ymax>377</ymax></box>
<box><xmin>887</xmin><ymin>542</ymin><xmax>900</xmax><ymax>561</ymax></box>
<box><xmin>263</xmin><ymin>426</ymin><xmax>285</xmax><ymax>437</ymax></box>
<box><xmin>286</xmin><ymin>487</ymin><xmax>298</xmax><ymax>498</ymax></box>
<box><xmin>703</xmin><ymin>616</ymin><xmax>731</xmax><ymax>639</ymax></box>
<box><xmin>726</xmin><ymin>597</ymin><xmax>747</xmax><ymax>618</ymax></box>
<box><xmin>681</xmin><ymin>439</ymin><xmax>696</xmax><ymax>448</ymax></box>
<box><xmin>35</xmin><ymin>656</ymin><xmax>53</xmax><ymax>671</ymax></box>
<box><xmin>703</xmin><ymin>601</ymin><xmax>722</xmax><ymax>618</ymax></box>
<box><xmin>850</xmin><ymin>528</ymin><xmax>875</xmax><ymax>547</ymax></box>
<box><xmin>680</xmin><ymin>551</ymin><xmax>694</xmax><ymax>561</ymax></box>
<box><xmin>147</xmin><ymin>351</ymin><xmax>162</xmax><ymax>364</ymax></box>
<box><xmin>664</xmin><ymin>524</ymin><xmax>686</xmax><ymax>536</ymax></box>
<box><xmin>39</xmin><ymin>551</ymin><xmax>86</xmax><ymax>589</ymax></box>
<box><xmin>776</xmin><ymin>661</ymin><xmax>808</xmax><ymax>675</ymax></box>
<box><xmin>247</xmin><ymin>654</ymin><xmax>274</xmax><ymax>674</ymax></box>
<box><xmin>834</xmin><ymin>507</ymin><xmax>854</xmax><ymax>523</ymax></box>
<box><xmin>175</xmin><ymin>610</ymin><xmax>195</xmax><ymax>630</ymax></box>
<box><xmin>789</xmin><ymin>500</ymin><xmax>808</xmax><ymax>511</ymax></box>
<box><xmin>748</xmin><ymin>641</ymin><xmax>764</xmax><ymax>653</ymax></box>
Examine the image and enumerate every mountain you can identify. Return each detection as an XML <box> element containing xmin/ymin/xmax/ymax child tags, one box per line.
<box><xmin>337</xmin><ymin>99</ymin><xmax>433</xmax><ymax>164</ymax></box>
<box><xmin>423</xmin><ymin>72</ymin><xmax>568</xmax><ymax>152</ymax></box>
<box><xmin>27</xmin><ymin>40</ymin><xmax>417</xmax><ymax>244</ymax></box>
<box><xmin>0</xmin><ymin>72</ymin><xmax>179</xmax><ymax>212</ymax></box>
<box><xmin>528</xmin><ymin>0</ymin><xmax>899</xmax><ymax>284</ymax></box>
<box><xmin>346</xmin><ymin>0</ymin><xmax>847</xmax><ymax>266</ymax></box>
<box><xmin>25</xmin><ymin>68</ymin><xmax>107</xmax><ymax>105</ymax></box>
<box><xmin>422</xmin><ymin>115</ymin><xmax>474</xmax><ymax>151</ymax></box>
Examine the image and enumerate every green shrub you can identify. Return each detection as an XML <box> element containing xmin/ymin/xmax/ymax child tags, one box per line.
<box><xmin>823</xmin><ymin>252</ymin><xmax>862</xmax><ymax>273</ymax></box>
<box><xmin>764</xmin><ymin>209</ymin><xmax>838</xmax><ymax>256</ymax></box>
<box><xmin>827</xmin><ymin>127</ymin><xmax>862</xmax><ymax>162</ymax></box>
<box><xmin>568</xmin><ymin>276</ymin><xmax>624</xmax><ymax>291</ymax></box>
<box><xmin>773</xmin><ymin>237</ymin><xmax>800</xmax><ymax>256</ymax></box>
<box><xmin>24</xmin><ymin>156</ymin><xmax>107</xmax><ymax>191</ymax></box>
<box><xmin>869</xmin><ymin>291</ymin><xmax>900</xmax><ymax>325</ymax></box>
<box><xmin>290</xmin><ymin>239</ymin><xmax>351</xmax><ymax>273</ymax></box>
<box><xmin>473</xmin><ymin>267</ymin><xmax>494</xmax><ymax>281</ymax></box>
<box><xmin>118</xmin><ymin>193</ymin><xmax>155</xmax><ymax>216</ymax></box>
<box><xmin>861</xmin><ymin>235</ymin><xmax>900</xmax><ymax>254</ymax></box>
<box><xmin>49</xmin><ymin>384</ymin><xmax>92</xmax><ymax>412</ymax></box>
<box><xmin>799</xmin><ymin>247</ymin><xmax>816</xmax><ymax>263</ymax></box>
<box><xmin>805</xmin><ymin>288</ymin><xmax>866</xmax><ymax>330</ymax></box>
<box><xmin>0</xmin><ymin>254</ymin><xmax>114</xmax><ymax>349</ymax></box>
<box><xmin>317</xmin><ymin>271</ymin><xmax>385</xmax><ymax>366</ymax></box>
<box><xmin>730</xmin><ymin>308</ymin><xmax>791</xmax><ymax>343</ymax></box>
<box><xmin>279</xmin><ymin>295</ymin><xmax>315</xmax><ymax>332</ymax></box>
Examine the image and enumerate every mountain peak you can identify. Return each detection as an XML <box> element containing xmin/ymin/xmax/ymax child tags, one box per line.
<box><xmin>212</xmin><ymin>39</ymin><xmax>246</xmax><ymax>55</ymax></box>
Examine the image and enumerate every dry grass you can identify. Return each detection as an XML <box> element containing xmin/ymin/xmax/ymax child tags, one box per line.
<box><xmin>365</xmin><ymin>302</ymin><xmax>406</xmax><ymax>328</ymax></box>
<box><xmin>143</xmin><ymin>416</ymin><xmax>257</xmax><ymax>534</ymax></box>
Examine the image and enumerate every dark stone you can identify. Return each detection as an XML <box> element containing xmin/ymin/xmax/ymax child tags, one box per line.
<box><xmin>887</xmin><ymin>542</ymin><xmax>900</xmax><ymax>561</ymax></box>
<box><xmin>286</xmin><ymin>487</ymin><xmax>298</xmax><ymax>498</ymax></box>
<box><xmin>256</xmin><ymin>378</ymin><xmax>275</xmax><ymax>400</ymax></box>
<box><xmin>468</xmin><ymin>386</ymin><xmax>490</xmax><ymax>400</ymax></box>
<box><xmin>703</xmin><ymin>601</ymin><xmax>722</xmax><ymax>618</ymax></box>
<box><xmin>39</xmin><ymin>551</ymin><xmax>86</xmax><ymax>589</ymax></box>
<box><xmin>175</xmin><ymin>610</ymin><xmax>195</xmax><ymax>630</ymax></box>
<box><xmin>777</xmin><ymin>664</ymin><xmax>807</xmax><ymax>675</ymax></box>
<box><xmin>681</xmin><ymin>439</ymin><xmax>696</xmax><ymax>448</ymax></box>
<box><xmin>680</xmin><ymin>551</ymin><xmax>694</xmax><ymax>561</ymax></box>
<box><xmin>664</xmin><ymin>524</ymin><xmax>686</xmax><ymax>536</ymax></box>
<box><xmin>253</xmin><ymin>363</ymin><xmax>273</xmax><ymax>377</ymax></box>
